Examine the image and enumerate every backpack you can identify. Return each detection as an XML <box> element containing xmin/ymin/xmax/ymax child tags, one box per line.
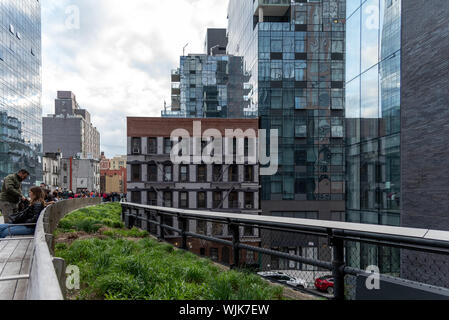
<box><xmin>9</xmin><ymin>206</ymin><xmax>31</xmax><ymax>224</ymax></box>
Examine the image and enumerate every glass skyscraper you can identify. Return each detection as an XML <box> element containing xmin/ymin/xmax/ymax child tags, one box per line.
<box><xmin>345</xmin><ymin>0</ymin><xmax>401</xmax><ymax>272</ymax></box>
<box><xmin>162</xmin><ymin>54</ymin><xmax>252</xmax><ymax>119</ymax></box>
<box><xmin>0</xmin><ymin>0</ymin><xmax>42</xmax><ymax>192</ymax></box>
<box><xmin>227</xmin><ymin>0</ymin><xmax>346</xmax><ymax>221</ymax></box>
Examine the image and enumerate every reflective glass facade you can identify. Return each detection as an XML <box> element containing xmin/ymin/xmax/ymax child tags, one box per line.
<box><xmin>345</xmin><ymin>0</ymin><xmax>401</xmax><ymax>271</ymax></box>
<box><xmin>0</xmin><ymin>0</ymin><xmax>42</xmax><ymax>192</ymax></box>
<box><xmin>162</xmin><ymin>54</ymin><xmax>251</xmax><ymax>118</ymax></box>
<box><xmin>228</xmin><ymin>0</ymin><xmax>346</xmax><ymax>204</ymax></box>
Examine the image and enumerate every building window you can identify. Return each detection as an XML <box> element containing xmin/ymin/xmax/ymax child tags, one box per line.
<box><xmin>132</xmin><ymin>138</ymin><xmax>141</xmax><ymax>155</ymax></box>
<box><xmin>197</xmin><ymin>164</ymin><xmax>207</xmax><ymax>182</ymax></box>
<box><xmin>163</xmin><ymin>164</ymin><xmax>173</xmax><ymax>182</ymax></box>
<box><xmin>148</xmin><ymin>191</ymin><xmax>157</xmax><ymax>206</ymax></box>
<box><xmin>246</xmin><ymin>250</ymin><xmax>255</xmax><ymax>264</ymax></box>
<box><xmin>148</xmin><ymin>137</ymin><xmax>157</xmax><ymax>154</ymax></box>
<box><xmin>210</xmin><ymin>248</ymin><xmax>219</xmax><ymax>261</ymax></box>
<box><xmin>179</xmin><ymin>192</ymin><xmax>189</xmax><ymax>209</ymax></box>
<box><xmin>131</xmin><ymin>164</ymin><xmax>141</xmax><ymax>182</ymax></box>
<box><xmin>244</xmin><ymin>165</ymin><xmax>254</xmax><ymax>182</ymax></box>
<box><xmin>244</xmin><ymin>226</ymin><xmax>254</xmax><ymax>237</ymax></box>
<box><xmin>244</xmin><ymin>192</ymin><xmax>254</xmax><ymax>209</ymax></box>
<box><xmin>229</xmin><ymin>191</ymin><xmax>239</xmax><ymax>209</ymax></box>
<box><xmin>197</xmin><ymin>192</ymin><xmax>207</xmax><ymax>209</ymax></box>
<box><xmin>148</xmin><ymin>164</ymin><xmax>158</xmax><ymax>181</ymax></box>
<box><xmin>163</xmin><ymin>216</ymin><xmax>174</xmax><ymax>236</ymax></box>
<box><xmin>213</xmin><ymin>165</ymin><xmax>222</xmax><ymax>182</ymax></box>
<box><xmin>228</xmin><ymin>165</ymin><xmax>238</xmax><ymax>182</ymax></box>
<box><xmin>131</xmin><ymin>191</ymin><xmax>141</xmax><ymax>204</ymax></box>
<box><xmin>213</xmin><ymin>191</ymin><xmax>222</xmax><ymax>209</ymax></box>
<box><xmin>164</xmin><ymin>138</ymin><xmax>172</xmax><ymax>154</ymax></box>
<box><xmin>331</xmin><ymin>125</ymin><xmax>344</xmax><ymax>138</ymax></box>
<box><xmin>212</xmin><ymin>223</ymin><xmax>224</xmax><ymax>236</ymax></box>
<box><xmin>197</xmin><ymin>221</ymin><xmax>206</xmax><ymax>235</ymax></box>
<box><xmin>163</xmin><ymin>192</ymin><xmax>172</xmax><ymax>207</ymax></box>
<box><xmin>179</xmin><ymin>165</ymin><xmax>189</xmax><ymax>182</ymax></box>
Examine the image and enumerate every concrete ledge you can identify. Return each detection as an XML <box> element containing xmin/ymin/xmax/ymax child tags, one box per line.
<box><xmin>26</xmin><ymin>198</ymin><xmax>101</xmax><ymax>300</ymax></box>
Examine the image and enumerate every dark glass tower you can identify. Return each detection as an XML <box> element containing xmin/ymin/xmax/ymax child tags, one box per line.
<box><xmin>227</xmin><ymin>0</ymin><xmax>346</xmax><ymax>221</ymax></box>
<box><xmin>0</xmin><ymin>0</ymin><xmax>42</xmax><ymax>193</ymax></box>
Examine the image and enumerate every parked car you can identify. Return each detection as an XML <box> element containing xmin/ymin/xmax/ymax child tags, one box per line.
<box><xmin>257</xmin><ymin>271</ymin><xmax>308</xmax><ymax>289</ymax></box>
<box><xmin>315</xmin><ymin>275</ymin><xmax>334</xmax><ymax>294</ymax></box>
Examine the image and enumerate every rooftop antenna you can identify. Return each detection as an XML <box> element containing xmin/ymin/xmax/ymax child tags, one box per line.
<box><xmin>183</xmin><ymin>43</ymin><xmax>189</xmax><ymax>56</ymax></box>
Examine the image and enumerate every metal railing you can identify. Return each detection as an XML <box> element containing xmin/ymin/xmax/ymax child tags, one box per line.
<box><xmin>122</xmin><ymin>202</ymin><xmax>449</xmax><ymax>300</ymax></box>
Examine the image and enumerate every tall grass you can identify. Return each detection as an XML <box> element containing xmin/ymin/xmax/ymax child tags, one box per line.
<box><xmin>55</xmin><ymin>203</ymin><xmax>284</xmax><ymax>300</ymax></box>
<box><xmin>58</xmin><ymin>202</ymin><xmax>124</xmax><ymax>233</ymax></box>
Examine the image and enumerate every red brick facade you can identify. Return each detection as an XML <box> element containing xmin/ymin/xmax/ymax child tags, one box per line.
<box><xmin>127</xmin><ymin>117</ymin><xmax>259</xmax><ymax>138</ymax></box>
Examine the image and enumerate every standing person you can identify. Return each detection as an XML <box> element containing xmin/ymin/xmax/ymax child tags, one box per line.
<box><xmin>0</xmin><ymin>186</ymin><xmax>45</xmax><ymax>238</ymax></box>
<box><xmin>0</xmin><ymin>169</ymin><xmax>29</xmax><ymax>223</ymax></box>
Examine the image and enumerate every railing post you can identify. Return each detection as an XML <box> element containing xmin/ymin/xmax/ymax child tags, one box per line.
<box><xmin>123</xmin><ymin>206</ymin><xmax>129</xmax><ymax>228</ymax></box>
<box><xmin>179</xmin><ymin>216</ymin><xmax>188</xmax><ymax>250</ymax></box>
<box><xmin>145</xmin><ymin>210</ymin><xmax>152</xmax><ymax>235</ymax></box>
<box><xmin>231</xmin><ymin>223</ymin><xmax>240</xmax><ymax>269</ymax></box>
<box><xmin>331</xmin><ymin>236</ymin><xmax>345</xmax><ymax>300</ymax></box>
<box><xmin>158</xmin><ymin>211</ymin><xmax>165</xmax><ymax>241</ymax></box>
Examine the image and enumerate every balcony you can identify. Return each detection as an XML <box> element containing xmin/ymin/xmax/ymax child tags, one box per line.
<box><xmin>171</xmin><ymin>69</ymin><xmax>180</xmax><ymax>82</ymax></box>
<box><xmin>171</xmin><ymin>82</ymin><xmax>180</xmax><ymax>95</ymax></box>
<box><xmin>254</xmin><ymin>0</ymin><xmax>291</xmax><ymax>18</ymax></box>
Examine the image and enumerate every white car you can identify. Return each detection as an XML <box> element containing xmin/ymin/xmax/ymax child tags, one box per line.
<box><xmin>257</xmin><ymin>271</ymin><xmax>308</xmax><ymax>289</ymax></box>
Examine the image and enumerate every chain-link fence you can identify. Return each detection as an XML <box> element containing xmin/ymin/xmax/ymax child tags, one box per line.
<box><xmin>122</xmin><ymin>203</ymin><xmax>449</xmax><ymax>300</ymax></box>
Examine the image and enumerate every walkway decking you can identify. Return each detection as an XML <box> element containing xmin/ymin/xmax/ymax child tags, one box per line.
<box><xmin>0</xmin><ymin>217</ymin><xmax>34</xmax><ymax>300</ymax></box>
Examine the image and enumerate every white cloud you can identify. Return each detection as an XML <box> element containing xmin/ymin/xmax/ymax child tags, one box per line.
<box><xmin>42</xmin><ymin>0</ymin><xmax>229</xmax><ymax>157</ymax></box>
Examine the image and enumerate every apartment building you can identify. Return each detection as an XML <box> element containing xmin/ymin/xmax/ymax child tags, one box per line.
<box><xmin>127</xmin><ymin>117</ymin><xmax>261</xmax><ymax>264</ymax></box>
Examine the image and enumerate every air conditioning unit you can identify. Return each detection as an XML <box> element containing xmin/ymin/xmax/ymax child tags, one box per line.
<box><xmin>245</xmin><ymin>204</ymin><xmax>253</xmax><ymax>209</ymax></box>
<box><xmin>132</xmin><ymin>148</ymin><xmax>140</xmax><ymax>155</ymax></box>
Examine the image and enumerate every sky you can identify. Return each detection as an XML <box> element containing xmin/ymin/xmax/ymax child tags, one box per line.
<box><xmin>41</xmin><ymin>0</ymin><xmax>229</xmax><ymax>158</ymax></box>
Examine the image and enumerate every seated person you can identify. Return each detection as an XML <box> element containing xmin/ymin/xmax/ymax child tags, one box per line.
<box><xmin>0</xmin><ymin>187</ymin><xmax>45</xmax><ymax>238</ymax></box>
<box><xmin>43</xmin><ymin>188</ymin><xmax>56</xmax><ymax>206</ymax></box>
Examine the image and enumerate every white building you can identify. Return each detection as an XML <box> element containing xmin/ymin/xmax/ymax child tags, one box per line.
<box><xmin>59</xmin><ymin>157</ymin><xmax>100</xmax><ymax>193</ymax></box>
<box><xmin>42</xmin><ymin>152</ymin><xmax>62</xmax><ymax>191</ymax></box>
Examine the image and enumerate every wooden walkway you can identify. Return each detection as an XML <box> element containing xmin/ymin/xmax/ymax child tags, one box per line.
<box><xmin>0</xmin><ymin>217</ymin><xmax>34</xmax><ymax>300</ymax></box>
<box><xmin>0</xmin><ymin>237</ymin><xmax>34</xmax><ymax>300</ymax></box>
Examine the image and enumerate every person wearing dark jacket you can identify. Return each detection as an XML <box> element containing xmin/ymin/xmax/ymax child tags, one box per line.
<box><xmin>0</xmin><ymin>186</ymin><xmax>45</xmax><ymax>238</ymax></box>
<box><xmin>0</xmin><ymin>169</ymin><xmax>29</xmax><ymax>223</ymax></box>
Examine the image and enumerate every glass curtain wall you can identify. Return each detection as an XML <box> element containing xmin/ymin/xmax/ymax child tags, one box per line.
<box><xmin>345</xmin><ymin>0</ymin><xmax>401</xmax><ymax>273</ymax></box>
<box><xmin>0</xmin><ymin>0</ymin><xmax>42</xmax><ymax>193</ymax></box>
<box><xmin>164</xmin><ymin>54</ymin><xmax>250</xmax><ymax>118</ymax></box>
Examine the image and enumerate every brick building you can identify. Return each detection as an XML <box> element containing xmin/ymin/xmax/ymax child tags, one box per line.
<box><xmin>127</xmin><ymin>117</ymin><xmax>261</xmax><ymax>264</ymax></box>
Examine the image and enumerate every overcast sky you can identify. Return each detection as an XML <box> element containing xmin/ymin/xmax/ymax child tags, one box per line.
<box><xmin>41</xmin><ymin>0</ymin><xmax>228</xmax><ymax>158</ymax></box>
